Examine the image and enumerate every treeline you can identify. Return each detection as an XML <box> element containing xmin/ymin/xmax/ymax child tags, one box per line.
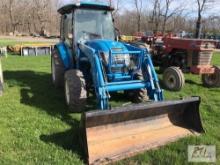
<box><xmin>115</xmin><ymin>11</ymin><xmax>220</xmax><ymax>37</ymax></box>
<box><xmin>0</xmin><ymin>0</ymin><xmax>220</xmax><ymax>37</ymax></box>
<box><xmin>113</xmin><ymin>0</ymin><xmax>220</xmax><ymax>37</ymax></box>
<box><xmin>0</xmin><ymin>0</ymin><xmax>59</xmax><ymax>36</ymax></box>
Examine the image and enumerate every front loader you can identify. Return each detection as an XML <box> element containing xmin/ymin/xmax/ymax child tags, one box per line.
<box><xmin>51</xmin><ymin>1</ymin><xmax>204</xmax><ymax>164</ymax></box>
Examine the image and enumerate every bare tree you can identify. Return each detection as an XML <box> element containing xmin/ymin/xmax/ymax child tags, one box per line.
<box><xmin>195</xmin><ymin>0</ymin><xmax>207</xmax><ymax>38</ymax></box>
<box><xmin>149</xmin><ymin>0</ymin><xmax>185</xmax><ymax>34</ymax></box>
<box><xmin>133</xmin><ymin>0</ymin><xmax>143</xmax><ymax>32</ymax></box>
<box><xmin>150</xmin><ymin>0</ymin><xmax>161</xmax><ymax>33</ymax></box>
<box><xmin>195</xmin><ymin>0</ymin><xmax>216</xmax><ymax>38</ymax></box>
<box><xmin>0</xmin><ymin>0</ymin><xmax>219</xmax><ymax>37</ymax></box>
<box><xmin>113</xmin><ymin>0</ymin><xmax>121</xmax><ymax>17</ymax></box>
<box><xmin>108</xmin><ymin>0</ymin><xmax>121</xmax><ymax>17</ymax></box>
<box><xmin>7</xmin><ymin>0</ymin><xmax>24</xmax><ymax>34</ymax></box>
<box><xmin>160</xmin><ymin>0</ymin><xmax>184</xmax><ymax>34</ymax></box>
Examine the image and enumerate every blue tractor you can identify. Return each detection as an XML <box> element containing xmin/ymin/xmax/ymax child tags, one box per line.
<box><xmin>52</xmin><ymin>1</ymin><xmax>204</xmax><ymax>164</ymax></box>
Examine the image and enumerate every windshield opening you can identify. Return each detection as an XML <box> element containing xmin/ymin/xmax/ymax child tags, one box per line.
<box><xmin>75</xmin><ymin>9</ymin><xmax>115</xmax><ymax>43</ymax></box>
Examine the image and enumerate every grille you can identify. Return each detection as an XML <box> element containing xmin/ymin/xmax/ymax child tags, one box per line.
<box><xmin>192</xmin><ymin>51</ymin><xmax>213</xmax><ymax>65</ymax></box>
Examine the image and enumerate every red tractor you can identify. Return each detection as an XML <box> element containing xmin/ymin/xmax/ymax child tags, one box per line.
<box><xmin>152</xmin><ymin>37</ymin><xmax>220</xmax><ymax>91</ymax></box>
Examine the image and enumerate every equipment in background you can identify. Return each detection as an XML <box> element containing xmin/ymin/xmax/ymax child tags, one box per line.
<box><xmin>134</xmin><ymin>36</ymin><xmax>220</xmax><ymax>91</ymax></box>
<box><xmin>120</xmin><ymin>35</ymin><xmax>135</xmax><ymax>42</ymax></box>
<box><xmin>8</xmin><ymin>44</ymin><xmax>54</xmax><ymax>56</ymax></box>
<box><xmin>52</xmin><ymin>1</ymin><xmax>204</xmax><ymax>164</ymax></box>
<box><xmin>152</xmin><ymin>37</ymin><xmax>220</xmax><ymax>90</ymax></box>
<box><xmin>0</xmin><ymin>47</ymin><xmax>7</xmax><ymax>57</ymax></box>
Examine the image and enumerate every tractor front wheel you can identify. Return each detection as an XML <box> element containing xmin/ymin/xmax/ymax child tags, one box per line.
<box><xmin>202</xmin><ymin>66</ymin><xmax>220</xmax><ymax>87</ymax></box>
<box><xmin>124</xmin><ymin>72</ymin><xmax>148</xmax><ymax>103</ymax></box>
<box><xmin>163</xmin><ymin>67</ymin><xmax>185</xmax><ymax>91</ymax></box>
<box><xmin>64</xmin><ymin>69</ymin><xmax>87</xmax><ymax>112</ymax></box>
<box><xmin>51</xmin><ymin>49</ymin><xmax>64</xmax><ymax>88</ymax></box>
<box><xmin>133</xmin><ymin>72</ymin><xmax>149</xmax><ymax>103</ymax></box>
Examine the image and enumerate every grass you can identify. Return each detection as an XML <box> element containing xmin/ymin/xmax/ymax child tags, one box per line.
<box><xmin>0</xmin><ymin>39</ymin><xmax>19</xmax><ymax>46</ymax></box>
<box><xmin>0</xmin><ymin>38</ymin><xmax>55</xmax><ymax>47</ymax></box>
<box><xmin>0</xmin><ymin>39</ymin><xmax>219</xmax><ymax>164</ymax></box>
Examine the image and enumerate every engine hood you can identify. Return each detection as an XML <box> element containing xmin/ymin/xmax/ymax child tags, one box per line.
<box><xmin>85</xmin><ymin>40</ymin><xmax>128</xmax><ymax>53</ymax></box>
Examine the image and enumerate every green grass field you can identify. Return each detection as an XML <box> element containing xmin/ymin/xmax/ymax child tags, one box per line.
<box><xmin>0</xmin><ymin>39</ymin><xmax>40</xmax><ymax>47</ymax></box>
<box><xmin>0</xmin><ymin>43</ymin><xmax>219</xmax><ymax>164</ymax></box>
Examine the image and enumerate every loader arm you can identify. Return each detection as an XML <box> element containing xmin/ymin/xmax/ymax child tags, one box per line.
<box><xmin>78</xmin><ymin>43</ymin><xmax>109</xmax><ymax>109</ymax></box>
<box><xmin>78</xmin><ymin>42</ymin><xmax>164</xmax><ymax>110</ymax></box>
<box><xmin>124</xmin><ymin>43</ymin><xmax>163</xmax><ymax>101</ymax></box>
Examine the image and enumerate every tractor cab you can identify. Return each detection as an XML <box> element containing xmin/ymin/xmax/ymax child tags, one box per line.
<box><xmin>59</xmin><ymin>1</ymin><xmax>138</xmax><ymax>83</ymax></box>
<box><xmin>58</xmin><ymin>1</ymin><xmax>115</xmax><ymax>46</ymax></box>
<box><xmin>75</xmin><ymin>9</ymin><xmax>115</xmax><ymax>42</ymax></box>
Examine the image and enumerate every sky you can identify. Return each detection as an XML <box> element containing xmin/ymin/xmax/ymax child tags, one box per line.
<box><xmin>57</xmin><ymin>0</ymin><xmax>220</xmax><ymax>18</ymax></box>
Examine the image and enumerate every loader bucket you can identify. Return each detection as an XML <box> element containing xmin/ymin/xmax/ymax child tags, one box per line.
<box><xmin>80</xmin><ymin>97</ymin><xmax>204</xmax><ymax>164</ymax></box>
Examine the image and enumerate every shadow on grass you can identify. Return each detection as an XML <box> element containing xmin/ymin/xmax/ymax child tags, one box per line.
<box><xmin>40</xmin><ymin>126</ymin><xmax>85</xmax><ymax>159</ymax></box>
<box><xmin>4</xmin><ymin>70</ymin><xmax>86</xmax><ymax>160</ymax></box>
<box><xmin>185</xmin><ymin>79</ymin><xmax>203</xmax><ymax>87</ymax></box>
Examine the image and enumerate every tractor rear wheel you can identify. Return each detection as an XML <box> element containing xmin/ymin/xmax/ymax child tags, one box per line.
<box><xmin>64</xmin><ymin>69</ymin><xmax>87</xmax><ymax>112</ymax></box>
<box><xmin>202</xmin><ymin>66</ymin><xmax>220</xmax><ymax>87</ymax></box>
<box><xmin>0</xmin><ymin>61</ymin><xmax>3</xmax><ymax>96</ymax></box>
<box><xmin>51</xmin><ymin>48</ymin><xmax>64</xmax><ymax>88</ymax></box>
<box><xmin>163</xmin><ymin>67</ymin><xmax>185</xmax><ymax>91</ymax></box>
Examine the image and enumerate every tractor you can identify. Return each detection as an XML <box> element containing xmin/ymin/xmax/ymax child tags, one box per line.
<box><xmin>51</xmin><ymin>1</ymin><xmax>204</xmax><ymax>164</ymax></box>
<box><xmin>151</xmin><ymin>37</ymin><xmax>220</xmax><ymax>91</ymax></box>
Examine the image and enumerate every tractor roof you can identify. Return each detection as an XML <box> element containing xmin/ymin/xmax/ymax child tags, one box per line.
<box><xmin>58</xmin><ymin>1</ymin><xmax>113</xmax><ymax>14</ymax></box>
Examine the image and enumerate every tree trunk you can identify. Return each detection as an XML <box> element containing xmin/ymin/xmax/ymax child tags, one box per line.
<box><xmin>195</xmin><ymin>15</ymin><xmax>201</xmax><ymax>38</ymax></box>
<box><xmin>137</xmin><ymin>15</ymin><xmax>141</xmax><ymax>32</ymax></box>
<box><xmin>162</xmin><ymin>19</ymin><xmax>166</xmax><ymax>35</ymax></box>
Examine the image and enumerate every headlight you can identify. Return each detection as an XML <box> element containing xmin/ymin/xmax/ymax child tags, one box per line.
<box><xmin>113</xmin><ymin>54</ymin><xmax>130</xmax><ymax>66</ymax></box>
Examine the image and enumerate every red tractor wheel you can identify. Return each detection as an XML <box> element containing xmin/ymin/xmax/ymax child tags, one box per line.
<box><xmin>202</xmin><ymin>66</ymin><xmax>220</xmax><ymax>87</ymax></box>
<box><xmin>163</xmin><ymin>67</ymin><xmax>185</xmax><ymax>91</ymax></box>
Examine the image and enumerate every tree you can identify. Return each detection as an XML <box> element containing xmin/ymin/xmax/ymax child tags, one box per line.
<box><xmin>133</xmin><ymin>0</ymin><xmax>143</xmax><ymax>32</ymax></box>
<box><xmin>195</xmin><ymin>0</ymin><xmax>216</xmax><ymax>38</ymax></box>
<box><xmin>160</xmin><ymin>0</ymin><xmax>184</xmax><ymax>34</ymax></box>
<box><xmin>149</xmin><ymin>0</ymin><xmax>185</xmax><ymax>34</ymax></box>
<box><xmin>150</xmin><ymin>0</ymin><xmax>161</xmax><ymax>33</ymax></box>
<box><xmin>108</xmin><ymin>0</ymin><xmax>121</xmax><ymax>17</ymax></box>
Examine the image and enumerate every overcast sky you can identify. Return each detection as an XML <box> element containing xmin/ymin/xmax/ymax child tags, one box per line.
<box><xmin>57</xmin><ymin>0</ymin><xmax>220</xmax><ymax>18</ymax></box>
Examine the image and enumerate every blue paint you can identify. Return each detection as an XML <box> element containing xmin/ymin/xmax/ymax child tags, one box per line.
<box><xmin>55</xmin><ymin>42</ymin><xmax>73</xmax><ymax>70</ymax></box>
<box><xmin>56</xmin><ymin>4</ymin><xmax>164</xmax><ymax>110</ymax></box>
<box><xmin>78</xmin><ymin>40</ymin><xmax>163</xmax><ymax>109</ymax></box>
